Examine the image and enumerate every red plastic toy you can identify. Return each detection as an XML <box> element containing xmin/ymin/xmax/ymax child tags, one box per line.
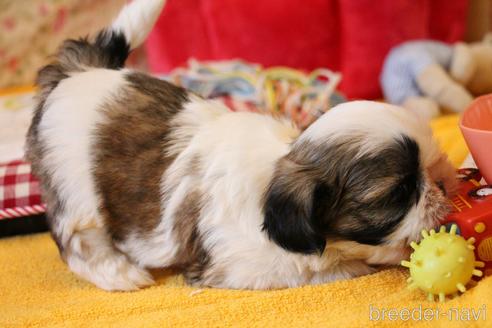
<box><xmin>443</xmin><ymin>168</ymin><xmax>492</xmax><ymax>276</ymax></box>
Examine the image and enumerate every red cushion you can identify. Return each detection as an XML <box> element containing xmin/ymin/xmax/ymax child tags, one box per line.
<box><xmin>146</xmin><ymin>0</ymin><xmax>468</xmax><ymax>99</ymax></box>
<box><xmin>338</xmin><ymin>0</ymin><xmax>428</xmax><ymax>98</ymax></box>
<box><xmin>201</xmin><ymin>0</ymin><xmax>340</xmax><ymax>71</ymax></box>
<box><xmin>146</xmin><ymin>0</ymin><xmax>213</xmax><ymax>73</ymax></box>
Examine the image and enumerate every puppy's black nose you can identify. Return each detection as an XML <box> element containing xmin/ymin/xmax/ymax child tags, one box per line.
<box><xmin>436</xmin><ymin>180</ymin><xmax>446</xmax><ymax>196</ymax></box>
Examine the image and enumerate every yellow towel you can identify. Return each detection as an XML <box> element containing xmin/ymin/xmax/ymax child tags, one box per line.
<box><xmin>430</xmin><ymin>114</ymin><xmax>468</xmax><ymax>168</ymax></box>
<box><xmin>1</xmin><ymin>114</ymin><xmax>489</xmax><ymax>328</ymax></box>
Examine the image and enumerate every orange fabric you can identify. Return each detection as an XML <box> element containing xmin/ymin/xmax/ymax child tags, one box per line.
<box><xmin>431</xmin><ymin>114</ymin><xmax>469</xmax><ymax>168</ymax></box>
<box><xmin>0</xmin><ymin>233</ymin><xmax>490</xmax><ymax>327</ymax></box>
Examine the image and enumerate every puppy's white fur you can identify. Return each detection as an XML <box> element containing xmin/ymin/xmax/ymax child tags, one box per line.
<box><xmin>112</xmin><ymin>0</ymin><xmax>166</xmax><ymax>50</ymax></box>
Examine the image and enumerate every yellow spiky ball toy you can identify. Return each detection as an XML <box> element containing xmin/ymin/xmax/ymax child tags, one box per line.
<box><xmin>401</xmin><ymin>224</ymin><xmax>485</xmax><ymax>302</ymax></box>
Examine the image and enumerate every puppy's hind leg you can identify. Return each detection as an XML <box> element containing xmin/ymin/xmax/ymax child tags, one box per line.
<box><xmin>63</xmin><ymin>226</ymin><xmax>154</xmax><ymax>291</ymax></box>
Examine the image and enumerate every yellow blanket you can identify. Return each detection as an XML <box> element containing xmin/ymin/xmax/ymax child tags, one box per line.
<box><xmin>1</xmin><ymin>115</ymin><xmax>489</xmax><ymax>328</ymax></box>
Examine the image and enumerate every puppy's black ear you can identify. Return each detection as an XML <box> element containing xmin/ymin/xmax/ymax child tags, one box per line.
<box><xmin>262</xmin><ymin>158</ymin><xmax>333</xmax><ymax>254</ymax></box>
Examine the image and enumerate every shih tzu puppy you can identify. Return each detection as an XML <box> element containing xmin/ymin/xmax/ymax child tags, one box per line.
<box><xmin>26</xmin><ymin>0</ymin><xmax>457</xmax><ymax>291</ymax></box>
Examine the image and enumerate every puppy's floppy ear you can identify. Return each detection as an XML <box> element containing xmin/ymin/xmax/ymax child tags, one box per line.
<box><xmin>262</xmin><ymin>158</ymin><xmax>333</xmax><ymax>255</ymax></box>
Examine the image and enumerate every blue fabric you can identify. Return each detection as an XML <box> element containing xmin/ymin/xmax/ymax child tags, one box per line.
<box><xmin>381</xmin><ymin>41</ymin><xmax>453</xmax><ymax>104</ymax></box>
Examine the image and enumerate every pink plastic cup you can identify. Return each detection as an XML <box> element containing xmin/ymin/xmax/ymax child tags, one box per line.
<box><xmin>460</xmin><ymin>95</ymin><xmax>492</xmax><ymax>184</ymax></box>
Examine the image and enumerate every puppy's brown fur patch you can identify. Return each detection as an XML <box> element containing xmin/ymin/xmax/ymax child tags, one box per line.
<box><xmin>171</xmin><ymin>190</ymin><xmax>212</xmax><ymax>284</ymax></box>
<box><xmin>93</xmin><ymin>72</ymin><xmax>188</xmax><ymax>241</ymax></box>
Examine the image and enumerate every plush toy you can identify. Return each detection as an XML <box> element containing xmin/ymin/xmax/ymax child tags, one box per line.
<box><xmin>381</xmin><ymin>37</ymin><xmax>492</xmax><ymax>120</ymax></box>
<box><xmin>401</xmin><ymin>224</ymin><xmax>484</xmax><ymax>302</ymax></box>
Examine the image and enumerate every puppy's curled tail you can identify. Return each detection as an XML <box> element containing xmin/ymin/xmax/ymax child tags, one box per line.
<box><xmin>36</xmin><ymin>0</ymin><xmax>166</xmax><ymax>96</ymax></box>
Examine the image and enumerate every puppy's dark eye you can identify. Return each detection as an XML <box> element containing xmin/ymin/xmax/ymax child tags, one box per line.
<box><xmin>436</xmin><ymin>180</ymin><xmax>446</xmax><ymax>196</ymax></box>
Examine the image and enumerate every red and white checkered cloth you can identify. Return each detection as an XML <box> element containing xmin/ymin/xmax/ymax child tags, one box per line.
<box><xmin>0</xmin><ymin>160</ymin><xmax>46</xmax><ymax>220</ymax></box>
